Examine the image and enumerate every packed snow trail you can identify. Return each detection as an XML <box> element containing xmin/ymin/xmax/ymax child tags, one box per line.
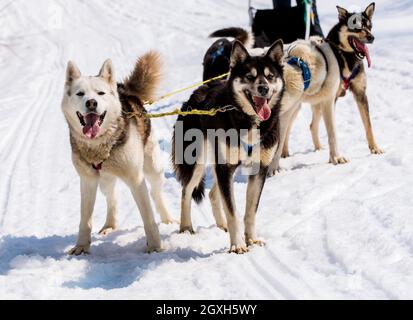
<box><xmin>0</xmin><ymin>0</ymin><xmax>413</xmax><ymax>299</ymax></box>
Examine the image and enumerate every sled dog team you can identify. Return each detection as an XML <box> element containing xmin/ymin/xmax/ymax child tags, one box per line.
<box><xmin>62</xmin><ymin>3</ymin><xmax>381</xmax><ymax>255</ymax></box>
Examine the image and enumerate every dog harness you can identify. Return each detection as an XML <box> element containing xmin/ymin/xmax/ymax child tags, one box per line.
<box><xmin>211</xmin><ymin>44</ymin><xmax>228</xmax><ymax>64</ymax></box>
<box><xmin>92</xmin><ymin>163</ymin><xmax>103</xmax><ymax>171</ymax></box>
<box><xmin>287</xmin><ymin>57</ymin><xmax>312</xmax><ymax>91</ymax></box>
<box><xmin>342</xmin><ymin>63</ymin><xmax>361</xmax><ymax>91</ymax></box>
<box><xmin>241</xmin><ymin>141</ymin><xmax>254</xmax><ymax>156</ymax></box>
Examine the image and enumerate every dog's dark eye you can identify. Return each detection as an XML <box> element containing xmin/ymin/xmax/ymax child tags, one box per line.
<box><xmin>246</xmin><ymin>75</ymin><xmax>255</xmax><ymax>81</ymax></box>
<box><xmin>76</xmin><ymin>92</ymin><xmax>85</xmax><ymax>97</ymax></box>
<box><xmin>98</xmin><ymin>91</ymin><xmax>106</xmax><ymax>96</ymax></box>
<box><xmin>267</xmin><ymin>74</ymin><xmax>275</xmax><ymax>81</ymax></box>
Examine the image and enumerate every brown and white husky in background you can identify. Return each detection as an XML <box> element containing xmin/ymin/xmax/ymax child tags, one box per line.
<box><xmin>206</xmin><ymin>3</ymin><xmax>382</xmax><ymax>176</ymax></box>
<box><xmin>280</xmin><ymin>3</ymin><xmax>383</xmax><ymax>162</ymax></box>
<box><xmin>61</xmin><ymin>52</ymin><xmax>175</xmax><ymax>255</ymax></box>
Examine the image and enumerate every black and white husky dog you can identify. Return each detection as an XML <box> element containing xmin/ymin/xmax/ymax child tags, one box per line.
<box><xmin>172</xmin><ymin>40</ymin><xmax>285</xmax><ymax>253</ymax></box>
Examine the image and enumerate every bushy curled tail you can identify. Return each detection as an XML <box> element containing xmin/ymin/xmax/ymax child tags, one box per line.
<box><xmin>172</xmin><ymin>113</ymin><xmax>206</xmax><ymax>204</ymax></box>
<box><xmin>123</xmin><ymin>51</ymin><xmax>163</xmax><ymax>103</ymax></box>
<box><xmin>192</xmin><ymin>179</ymin><xmax>205</xmax><ymax>204</ymax></box>
<box><xmin>172</xmin><ymin>85</ymin><xmax>211</xmax><ymax>204</ymax></box>
<box><xmin>210</xmin><ymin>27</ymin><xmax>254</xmax><ymax>49</ymax></box>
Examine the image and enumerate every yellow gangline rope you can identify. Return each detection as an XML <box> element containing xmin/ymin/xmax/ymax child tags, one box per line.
<box><xmin>143</xmin><ymin>72</ymin><xmax>230</xmax><ymax>106</ymax></box>
<box><xmin>126</xmin><ymin>105</ymin><xmax>237</xmax><ymax>119</ymax></box>
<box><xmin>123</xmin><ymin>72</ymin><xmax>233</xmax><ymax>119</ymax></box>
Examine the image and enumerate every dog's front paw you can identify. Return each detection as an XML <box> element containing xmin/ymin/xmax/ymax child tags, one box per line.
<box><xmin>180</xmin><ymin>226</ymin><xmax>195</xmax><ymax>234</ymax></box>
<box><xmin>267</xmin><ymin>166</ymin><xmax>281</xmax><ymax>178</ymax></box>
<box><xmin>281</xmin><ymin>151</ymin><xmax>290</xmax><ymax>159</ymax></box>
<box><xmin>370</xmin><ymin>146</ymin><xmax>384</xmax><ymax>155</ymax></box>
<box><xmin>162</xmin><ymin>218</ymin><xmax>180</xmax><ymax>225</ymax></box>
<box><xmin>98</xmin><ymin>225</ymin><xmax>116</xmax><ymax>236</ymax></box>
<box><xmin>146</xmin><ymin>244</ymin><xmax>163</xmax><ymax>254</ymax></box>
<box><xmin>229</xmin><ymin>244</ymin><xmax>249</xmax><ymax>254</ymax></box>
<box><xmin>69</xmin><ymin>245</ymin><xmax>90</xmax><ymax>256</ymax></box>
<box><xmin>330</xmin><ymin>156</ymin><xmax>349</xmax><ymax>165</ymax></box>
<box><xmin>217</xmin><ymin>224</ymin><xmax>228</xmax><ymax>233</ymax></box>
<box><xmin>246</xmin><ymin>238</ymin><xmax>266</xmax><ymax>247</ymax></box>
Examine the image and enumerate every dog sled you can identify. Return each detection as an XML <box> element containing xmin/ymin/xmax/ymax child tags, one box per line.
<box><xmin>248</xmin><ymin>0</ymin><xmax>324</xmax><ymax>47</ymax></box>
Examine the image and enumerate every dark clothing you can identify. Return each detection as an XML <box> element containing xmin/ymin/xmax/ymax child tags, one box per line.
<box><xmin>271</xmin><ymin>0</ymin><xmax>324</xmax><ymax>38</ymax></box>
<box><xmin>307</xmin><ymin>0</ymin><xmax>324</xmax><ymax>37</ymax></box>
<box><xmin>272</xmin><ymin>0</ymin><xmax>291</xmax><ymax>9</ymax></box>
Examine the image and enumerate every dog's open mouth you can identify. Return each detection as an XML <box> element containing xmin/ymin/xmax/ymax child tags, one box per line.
<box><xmin>76</xmin><ymin>111</ymin><xmax>107</xmax><ymax>139</ymax></box>
<box><xmin>245</xmin><ymin>91</ymin><xmax>272</xmax><ymax>121</ymax></box>
<box><xmin>349</xmin><ymin>36</ymin><xmax>372</xmax><ymax>68</ymax></box>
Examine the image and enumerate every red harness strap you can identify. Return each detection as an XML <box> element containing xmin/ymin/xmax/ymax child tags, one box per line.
<box><xmin>342</xmin><ymin>63</ymin><xmax>361</xmax><ymax>91</ymax></box>
<box><xmin>92</xmin><ymin>163</ymin><xmax>103</xmax><ymax>171</ymax></box>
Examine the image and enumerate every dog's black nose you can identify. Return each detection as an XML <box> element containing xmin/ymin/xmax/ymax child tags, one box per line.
<box><xmin>366</xmin><ymin>34</ymin><xmax>375</xmax><ymax>43</ymax></box>
<box><xmin>257</xmin><ymin>85</ymin><xmax>269</xmax><ymax>96</ymax></box>
<box><xmin>86</xmin><ymin>99</ymin><xmax>98</xmax><ymax>111</ymax></box>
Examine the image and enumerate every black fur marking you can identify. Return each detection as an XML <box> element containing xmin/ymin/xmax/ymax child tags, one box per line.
<box><xmin>248</xmin><ymin>166</ymin><xmax>269</xmax><ymax>213</ymax></box>
<box><xmin>192</xmin><ymin>178</ymin><xmax>206</xmax><ymax>204</ymax></box>
<box><xmin>215</xmin><ymin>164</ymin><xmax>237</xmax><ymax>214</ymax></box>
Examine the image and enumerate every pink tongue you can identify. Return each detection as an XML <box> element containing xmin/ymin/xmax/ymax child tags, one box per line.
<box><xmin>364</xmin><ymin>45</ymin><xmax>372</xmax><ymax>68</ymax></box>
<box><xmin>356</xmin><ymin>40</ymin><xmax>372</xmax><ymax>68</ymax></box>
<box><xmin>83</xmin><ymin>114</ymin><xmax>100</xmax><ymax>139</ymax></box>
<box><xmin>253</xmin><ymin>97</ymin><xmax>271</xmax><ymax>121</ymax></box>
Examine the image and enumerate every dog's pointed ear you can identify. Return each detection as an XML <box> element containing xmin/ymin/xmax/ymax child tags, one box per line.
<box><xmin>98</xmin><ymin>59</ymin><xmax>115</xmax><ymax>84</ymax></box>
<box><xmin>364</xmin><ymin>2</ymin><xmax>375</xmax><ymax>19</ymax></box>
<box><xmin>336</xmin><ymin>6</ymin><xmax>349</xmax><ymax>21</ymax></box>
<box><xmin>66</xmin><ymin>61</ymin><xmax>81</xmax><ymax>85</ymax></box>
<box><xmin>266</xmin><ymin>39</ymin><xmax>284</xmax><ymax>64</ymax></box>
<box><xmin>230</xmin><ymin>41</ymin><xmax>250</xmax><ymax>68</ymax></box>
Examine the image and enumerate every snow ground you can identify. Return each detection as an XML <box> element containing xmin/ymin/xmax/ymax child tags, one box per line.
<box><xmin>0</xmin><ymin>0</ymin><xmax>413</xmax><ymax>300</ymax></box>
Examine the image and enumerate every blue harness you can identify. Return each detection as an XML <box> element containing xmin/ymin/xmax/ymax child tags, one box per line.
<box><xmin>241</xmin><ymin>141</ymin><xmax>254</xmax><ymax>156</ymax></box>
<box><xmin>211</xmin><ymin>44</ymin><xmax>228</xmax><ymax>64</ymax></box>
<box><xmin>287</xmin><ymin>57</ymin><xmax>312</xmax><ymax>91</ymax></box>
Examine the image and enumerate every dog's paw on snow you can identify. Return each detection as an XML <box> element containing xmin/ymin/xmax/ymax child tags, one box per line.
<box><xmin>217</xmin><ymin>224</ymin><xmax>228</xmax><ymax>233</ymax></box>
<box><xmin>69</xmin><ymin>245</ymin><xmax>91</xmax><ymax>256</ymax></box>
<box><xmin>247</xmin><ymin>238</ymin><xmax>266</xmax><ymax>247</ymax></box>
<box><xmin>330</xmin><ymin>156</ymin><xmax>349</xmax><ymax>165</ymax></box>
<box><xmin>161</xmin><ymin>218</ymin><xmax>180</xmax><ymax>225</ymax></box>
<box><xmin>146</xmin><ymin>245</ymin><xmax>163</xmax><ymax>254</ymax></box>
<box><xmin>267</xmin><ymin>167</ymin><xmax>282</xmax><ymax>178</ymax></box>
<box><xmin>370</xmin><ymin>146</ymin><xmax>385</xmax><ymax>155</ymax></box>
<box><xmin>229</xmin><ymin>244</ymin><xmax>249</xmax><ymax>255</ymax></box>
<box><xmin>98</xmin><ymin>226</ymin><xmax>117</xmax><ymax>236</ymax></box>
<box><xmin>180</xmin><ymin>226</ymin><xmax>195</xmax><ymax>234</ymax></box>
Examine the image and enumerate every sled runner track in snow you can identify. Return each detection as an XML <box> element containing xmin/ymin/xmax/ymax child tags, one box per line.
<box><xmin>0</xmin><ymin>73</ymin><xmax>56</xmax><ymax>228</ymax></box>
<box><xmin>1</xmin><ymin>0</ymin><xmax>413</xmax><ymax>299</ymax></box>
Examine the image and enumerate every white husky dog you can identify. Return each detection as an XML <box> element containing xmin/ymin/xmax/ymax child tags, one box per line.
<box><xmin>61</xmin><ymin>52</ymin><xmax>175</xmax><ymax>255</ymax></box>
